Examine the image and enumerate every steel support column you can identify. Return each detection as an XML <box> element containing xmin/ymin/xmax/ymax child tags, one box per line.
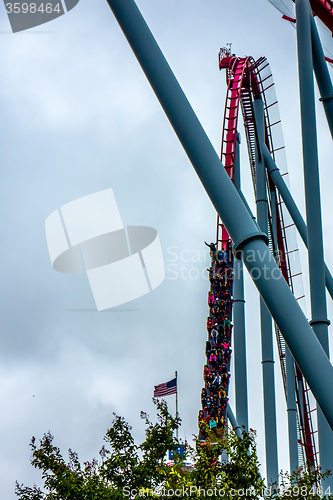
<box><xmin>254</xmin><ymin>97</ymin><xmax>279</xmax><ymax>485</ymax></box>
<box><xmin>266</xmin><ymin>165</ymin><xmax>299</xmax><ymax>474</ymax></box>
<box><xmin>295</xmin><ymin>372</ymin><xmax>307</xmax><ymax>465</ymax></box>
<box><xmin>233</xmin><ymin>133</ymin><xmax>249</xmax><ymax>432</ymax></box>
<box><xmin>296</xmin><ymin>0</ymin><xmax>333</xmax><ymax>485</ymax></box>
<box><xmin>286</xmin><ymin>348</ymin><xmax>299</xmax><ymax>472</ymax></box>
<box><xmin>265</xmin><ymin>160</ymin><xmax>299</xmax><ymax>474</ymax></box>
<box><xmin>106</xmin><ymin>0</ymin><xmax>333</xmax><ymax>432</ymax></box>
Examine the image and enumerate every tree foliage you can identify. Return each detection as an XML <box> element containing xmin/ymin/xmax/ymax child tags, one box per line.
<box><xmin>267</xmin><ymin>467</ymin><xmax>333</xmax><ymax>500</ymax></box>
<box><xmin>15</xmin><ymin>399</ymin><xmax>332</xmax><ymax>499</ymax></box>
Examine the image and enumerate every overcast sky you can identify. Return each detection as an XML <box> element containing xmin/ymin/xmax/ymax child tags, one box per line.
<box><xmin>1</xmin><ymin>0</ymin><xmax>333</xmax><ymax>497</ymax></box>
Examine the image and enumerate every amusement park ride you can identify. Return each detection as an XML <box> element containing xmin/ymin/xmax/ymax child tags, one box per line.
<box><xmin>105</xmin><ymin>0</ymin><xmax>333</xmax><ymax>490</ymax></box>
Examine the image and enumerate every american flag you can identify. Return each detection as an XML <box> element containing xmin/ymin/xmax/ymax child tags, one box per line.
<box><xmin>154</xmin><ymin>377</ymin><xmax>177</xmax><ymax>397</ymax></box>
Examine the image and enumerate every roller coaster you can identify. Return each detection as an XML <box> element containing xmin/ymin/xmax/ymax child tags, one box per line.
<box><xmin>199</xmin><ymin>51</ymin><xmax>318</xmax><ymax>470</ymax></box>
<box><xmin>105</xmin><ymin>0</ymin><xmax>333</xmax><ymax>490</ymax></box>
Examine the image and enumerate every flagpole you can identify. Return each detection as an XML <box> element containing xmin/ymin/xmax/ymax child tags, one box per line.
<box><xmin>175</xmin><ymin>370</ymin><xmax>178</xmax><ymax>440</ymax></box>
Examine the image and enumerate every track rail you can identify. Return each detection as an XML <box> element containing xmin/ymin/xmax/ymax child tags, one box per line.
<box><xmin>217</xmin><ymin>49</ymin><xmax>318</xmax><ymax>469</ymax></box>
<box><xmin>216</xmin><ymin>54</ymin><xmax>253</xmax><ymax>248</ymax></box>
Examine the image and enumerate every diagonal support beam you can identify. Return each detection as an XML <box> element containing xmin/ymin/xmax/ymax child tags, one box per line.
<box><xmin>262</xmin><ymin>145</ymin><xmax>333</xmax><ymax>301</ymax></box>
<box><xmin>227</xmin><ymin>404</ymin><xmax>242</xmax><ymax>439</ymax></box>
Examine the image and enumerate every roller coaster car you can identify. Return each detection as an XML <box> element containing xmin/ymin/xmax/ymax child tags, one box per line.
<box><xmin>219</xmin><ymin>56</ymin><xmax>233</xmax><ymax>70</ymax></box>
<box><xmin>197</xmin><ymin>440</ymin><xmax>220</xmax><ymax>448</ymax></box>
<box><xmin>196</xmin><ymin>440</ymin><xmax>223</xmax><ymax>458</ymax></box>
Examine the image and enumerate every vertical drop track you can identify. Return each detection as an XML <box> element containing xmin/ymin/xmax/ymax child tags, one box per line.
<box><xmin>198</xmin><ymin>50</ymin><xmax>318</xmax><ymax>469</ymax></box>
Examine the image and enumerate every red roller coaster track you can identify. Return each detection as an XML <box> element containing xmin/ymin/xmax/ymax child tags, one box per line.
<box><xmin>216</xmin><ymin>49</ymin><xmax>318</xmax><ymax>469</ymax></box>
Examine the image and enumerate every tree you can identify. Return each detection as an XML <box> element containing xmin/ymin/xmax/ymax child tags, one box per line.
<box><xmin>267</xmin><ymin>467</ymin><xmax>333</xmax><ymax>500</ymax></box>
<box><xmin>15</xmin><ymin>400</ymin><xmax>332</xmax><ymax>499</ymax></box>
<box><xmin>15</xmin><ymin>399</ymin><xmax>180</xmax><ymax>499</ymax></box>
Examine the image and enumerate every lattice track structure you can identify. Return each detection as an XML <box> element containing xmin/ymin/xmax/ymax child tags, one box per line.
<box><xmin>253</xmin><ymin>57</ymin><xmax>319</xmax><ymax>469</ymax></box>
<box><xmin>208</xmin><ymin>50</ymin><xmax>319</xmax><ymax>468</ymax></box>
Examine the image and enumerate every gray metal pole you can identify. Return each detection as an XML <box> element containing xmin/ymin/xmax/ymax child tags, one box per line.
<box><xmin>227</xmin><ymin>404</ymin><xmax>242</xmax><ymax>439</ymax></box>
<box><xmin>265</xmin><ymin>157</ymin><xmax>299</xmax><ymax>473</ymax></box>
<box><xmin>233</xmin><ymin>133</ymin><xmax>249</xmax><ymax>432</ymax></box>
<box><xmin>310</xmin><ymin>15</ymin><xmax>333</xmax><ymax>140</ymax></box>
<box><xmin>295</xmin><ymin>374</ymin><xmax>307</xmax><ymax>465</ymax></box>
<box><xmin>266</xmin><ymin>160</ymin><xmax>299</xmax><ymax>474</ymax></box>
<box><xmin>254</xmin><ymin>98</ymin><xmax>279</xmax><ymax>485</ymax></box>
<box><xmin>285</xmin><ymin>348</ymin><xmax>299</xmax><ymax>472</ymax></box>
<box><xmin>262</xmin><ymin>145</ymin><xmax>333</xmax><ymax>300</ymax></box>
<box><xmin>106</xmin><ymin>0</ymin><xmax>333</xmax><ymax>431</ymax></box>
<box><xmin>296</xmin><ymin>0</ymin><xmax>333</xmax><ymax>485</ymax></box>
